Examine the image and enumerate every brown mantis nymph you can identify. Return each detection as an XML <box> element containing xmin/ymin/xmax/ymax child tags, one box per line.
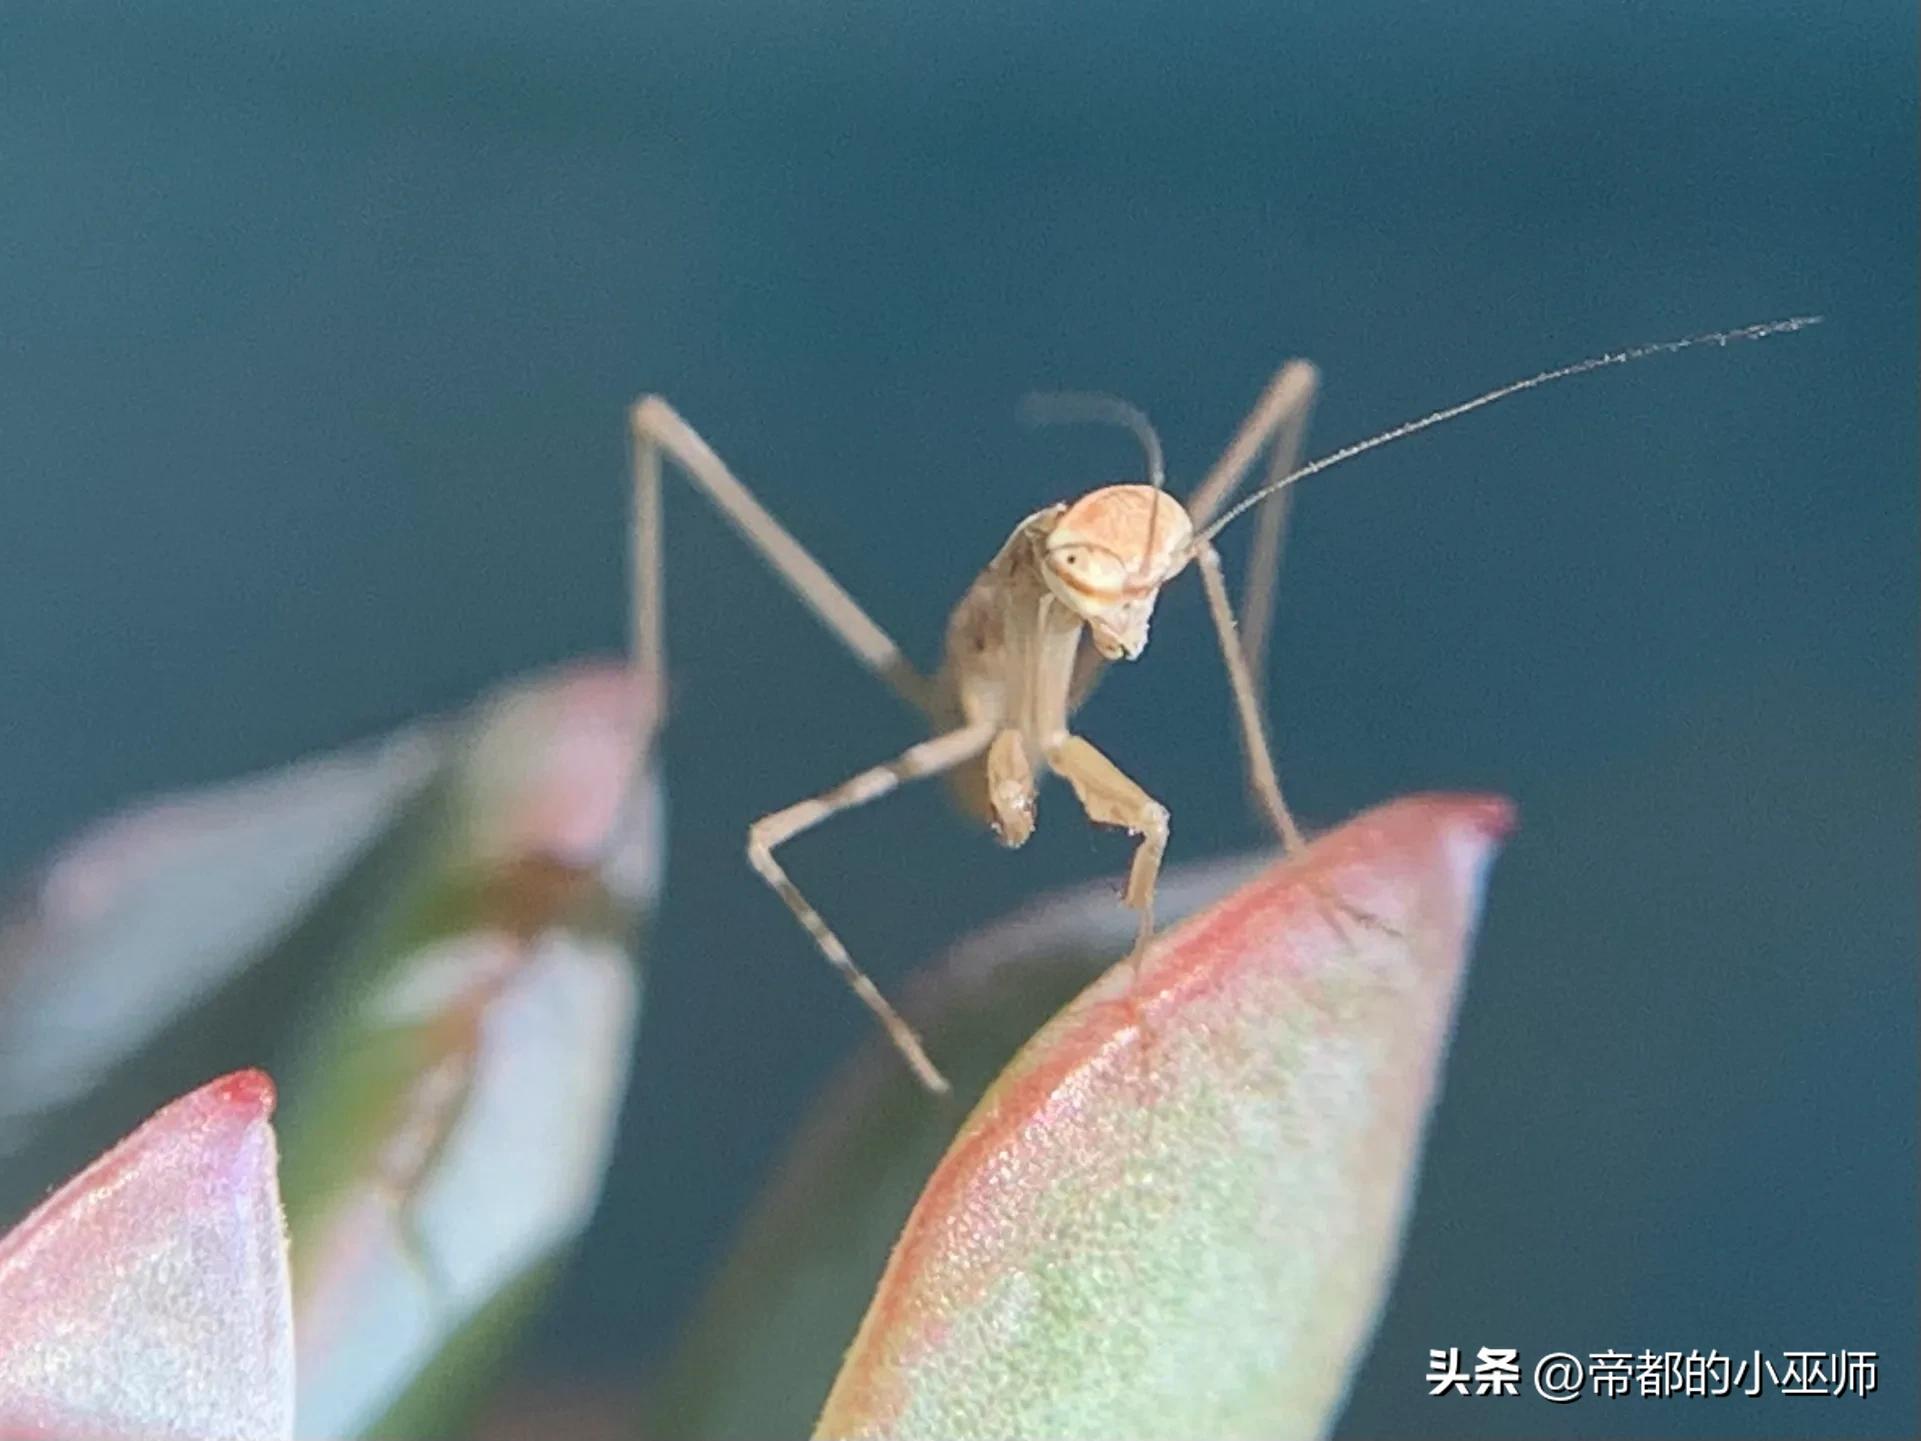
<box><xmin>626</xmin><ymin>317</ymin><xmax>1817</xmax><ymax>1093</ymax></box>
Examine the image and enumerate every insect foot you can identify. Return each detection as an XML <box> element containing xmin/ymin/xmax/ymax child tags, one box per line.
<box><xmin>986</xmin><ymin>730</ymin><xmax>1037</xmax><ymax>848</ymax></box>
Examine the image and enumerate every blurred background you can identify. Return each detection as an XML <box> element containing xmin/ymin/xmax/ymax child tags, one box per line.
<box><xmin>2</xmin><ymin>2</ymin><xmax>1914</xmax><ymax>1436</ymax></box>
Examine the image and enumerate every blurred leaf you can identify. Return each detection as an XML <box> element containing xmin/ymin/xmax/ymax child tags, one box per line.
<box><xmin>278</xmin><ymin>663</ymin><xmax>658</xmax><ymax>1441</ymax></box>
<box><xmin>650</xmin><ymin>855</ymin><xmax>1266</xmax><ymax>1441</ymax></box>
<box><xmin>0</xmin><ymin>726</ymin><xmax>441</xmax><ymax>1222</ymax></box>
<box><xmin>814</xmin><ymin>794</ymin><xmax>1513</xmax><ymax>1441</ymax></box>
<box><xmin>0</xmin><ymin>659</ymin><xmax>661</xmax><ymax>1439</ymax></box>
<box><xmin>471</xmin><ymin>1372</ymin><xmax>640</xmax><ymax>1441</ymax></box>
<box><xmin>357</xmin><ymin>1258</ymin><xmax>558</xmax><ymax>1440</ymax></box>
<box><xmin>0</xmin><ymin>1070</ymin><xmax>294</xmax><ymax>1441</ymax></box>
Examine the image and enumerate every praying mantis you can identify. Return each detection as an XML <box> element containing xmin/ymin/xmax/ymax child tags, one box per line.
<box><xmin>625</xmin><ymin>317</ymin><xmax>1818</xmax><ymax>1094</ymax></box>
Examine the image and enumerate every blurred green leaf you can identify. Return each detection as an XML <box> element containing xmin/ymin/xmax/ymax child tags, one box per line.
<box><xmin>0</xmin><ymin>1071</ymin><xmax>294</xmax><ymax>1441</ymax></box>
<box><xmin>0</xmin><ymin>724</ymin><xmax>440</xmax><ymax>1225</ymax></box>
<box><xmin>650</xmin><ymin>855</ymin><xmax>1265</xmax><ymax>1441</ymax></box>
<box><xmin>271</xmin><ymin>664</ymin><xmax>659</xmax><ymax>1441</ymax></box>
<box><xmin>0</xmin><ymin>660</ymin><xmax>661</xmax><ymax>1440</ymax></box>
<box><xmin>815</xmin><ymin>794</ymin><xmax>1512</xmax><ymax>1441</ymax></box>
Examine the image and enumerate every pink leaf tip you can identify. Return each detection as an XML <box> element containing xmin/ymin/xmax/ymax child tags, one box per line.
<box><xmin>0</xmin><ymin>1072</ymin><xmax>295</xmax><ymax>1441</ymax></box>
<box><xmin>207</xmin><ymin>1067</ymin><xmax>277</xmax><ymax>1119</ymax></box>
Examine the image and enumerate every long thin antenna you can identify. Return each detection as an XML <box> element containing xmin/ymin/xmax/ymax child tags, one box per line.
<box><xmin>1020</xmin><ymin>390</ymin><xmax>1172</xmax><ymax>575</ymax></box>
<box><xmin>1194</xmin><ymin>315</ymin><xmax>1823</xmax><ymax>550</ymax></box>
<box><xmin>1019</xmin><ymin>391</ymin><xmax>1167</xmax><ymax>491</ymax></box>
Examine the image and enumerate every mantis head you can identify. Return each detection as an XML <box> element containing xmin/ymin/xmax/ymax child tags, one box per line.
<box><xmin>1042</xmin><ymin>484</ymin><xmax>1193</xmax><ymax>660</ymax></box>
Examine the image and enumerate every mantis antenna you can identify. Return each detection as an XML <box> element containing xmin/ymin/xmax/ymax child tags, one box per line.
<box><xmin>1020</xmin><ymin>391</ymin><xmax>1173</xmax><ymax>568</ymax></box>
<box><xmin>1019</xmin><ymin>391</ymin><xmax>1168</xmax><ymax>492</ymax></box>
<box><xmin>1192</xmin><ymin>315</ymin><xmax>1824</xmax><ymax>554</ymax></box>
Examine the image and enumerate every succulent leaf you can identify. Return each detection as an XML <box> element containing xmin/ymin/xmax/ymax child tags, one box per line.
<box><xmin>815</xmin><ymin>795</ymin><xmax>1512</xmax><ymax>1441</ymax></box>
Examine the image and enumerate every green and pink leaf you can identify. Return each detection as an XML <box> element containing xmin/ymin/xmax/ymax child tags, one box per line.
<box><xmin>816</xmin><ymin>794</ymin><xmax>1512</xmax><ymax>1441</ymax></box>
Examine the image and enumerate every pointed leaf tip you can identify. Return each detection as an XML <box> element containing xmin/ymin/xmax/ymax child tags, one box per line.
<box><xmin>0</xmin><ymin>1072</ymin><xmax>294</xmax><ymax>1441</ymax></box>
<box><xmin>458</xmin><ymin>660</ymin><xmax>660</xmax><ymax>875</ymax></box>
<box><xmin>207</xmin><ymin>1067</ymin><xmax>277</xmax><ymax>1118</ymax></box>
<box><xmin>817</xmin><ymin>793</ymin><xmax>1512</xmax><ymax>1441</ymax></box>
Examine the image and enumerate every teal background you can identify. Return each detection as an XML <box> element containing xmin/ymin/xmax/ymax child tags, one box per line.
<box><xmin>2</xmin><ymin>3</ymin><xmax>1913</xmax><ymax>1435</ymax></box>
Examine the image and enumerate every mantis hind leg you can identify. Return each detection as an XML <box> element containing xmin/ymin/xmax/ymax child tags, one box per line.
<box><xmin>627</xmin><ymin>397</ymin><xmax>937</xmax><ymax>717</ymax></box>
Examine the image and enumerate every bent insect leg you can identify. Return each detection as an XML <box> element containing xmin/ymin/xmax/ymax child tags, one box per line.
<box><xmin>1181</xmin><ymin>361</ymin><xmax>1320</xmax><ymax>833</ymax></box>
<box><xmin>1199</xmin><ymin>538</ymin><xmax>1403</xmax><ymax>948</ymax></box>
<box><xmin>745</xmin><ymin>722</ymin><xmax>996</xmax><ymax>1094</ymax></box>
<box><xmin>627</xmin><ymin>397</ymin><xmax>936</xmax><ymax>717</ymax></box>
<box><xmin>1044</xmin><ymin>734</ymin><xmax>1171</xmax><ymax>966</ymax></box>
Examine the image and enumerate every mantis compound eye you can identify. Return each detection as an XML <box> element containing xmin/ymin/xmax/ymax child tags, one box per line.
<box><xmin>1044</xmin><ymin>541</ymin><xmax>1131</xmax><ymax>603</ymax></box>
<box><xmin>1050</xmin><ymin>485</ymin><xmax>1192</xmax><ymax>588</ymax></box>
